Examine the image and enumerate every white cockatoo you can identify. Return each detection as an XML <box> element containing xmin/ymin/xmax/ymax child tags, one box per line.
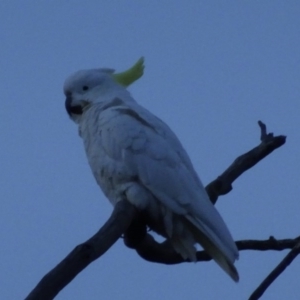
<box><xmin>64</xmin><ymin>58</ymin><xmax>239</xmax><ymax>281</ymax></box>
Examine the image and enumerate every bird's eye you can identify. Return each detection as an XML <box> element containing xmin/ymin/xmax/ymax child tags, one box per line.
<box><xmin>82</xmin><ymin>86</ymin><xmax>89</xmax><ymax>91</ymax></box>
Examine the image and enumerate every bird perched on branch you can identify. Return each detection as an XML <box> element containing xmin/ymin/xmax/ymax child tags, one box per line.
<box><xmin>64</xmin><ymin>58</ymin><xmax>239</xmax><ymax>281</ymax></box>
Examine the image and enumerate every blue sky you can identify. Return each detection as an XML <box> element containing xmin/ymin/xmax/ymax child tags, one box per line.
<box><xmin>1</xmin><ymin>1</ymin><xmax>300</xmax><ymax>299</ymax></box>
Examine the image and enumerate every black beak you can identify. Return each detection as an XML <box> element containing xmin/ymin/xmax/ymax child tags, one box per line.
<box><xmin>65</xmin><ymin>96</ymin><xmax>83</xmax><ymax>116</ymax></box>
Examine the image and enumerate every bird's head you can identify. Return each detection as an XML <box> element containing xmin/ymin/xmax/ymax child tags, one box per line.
<box><xmin>64</xmin><ymin>57</ymin><xmax>144</xmax><ymax>123</ymax></box>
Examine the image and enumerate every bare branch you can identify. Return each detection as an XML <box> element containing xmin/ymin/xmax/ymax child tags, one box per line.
<box><xmin>25</xmin><ymin>200</ymin><xmax>138</xmax><ymax>300</ymax></box>
<box><xmin>124</xmin><ymin>235</ymin><xmax>300</xmax><ymax>265</ymax></box>
<box><xmin>206</xmin><ymin>121</ymin><xmax>286</xmax><ymax>204</ymax></box>
<box><xmin>236</xmin><ymin>236</ymin><xmax>300</xmax><ymax>251</ymax></box>
<box><xmin>249</xmin><ymin>241</ymin><xmax>300</xmax><ymax>300</ymax></box>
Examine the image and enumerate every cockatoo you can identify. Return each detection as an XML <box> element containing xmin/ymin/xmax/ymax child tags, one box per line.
<box><xmin>64</xmin><ymin>58</ymin><xmax>239</xmax><ymax>281</ymax></box>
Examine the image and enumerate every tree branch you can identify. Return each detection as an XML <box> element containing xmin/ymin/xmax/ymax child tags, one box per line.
<box><xmin>25</xmin><ymin>200</ymin><xmax>138</xmax><ymax>300</ymax></box>
<box><xmin>249</xmin><ymin>241</ymin><xmax>300</xmax><ymax>300</ymax></box>
<box><xmin>124</xmin><ymin>235</ymin><xmax>300</xmax><ymax>264</ymax></box>
<box><xmin>205</xmin><ymin>121</ymin><xmax>286</xmax><ymax>204</ymax></box>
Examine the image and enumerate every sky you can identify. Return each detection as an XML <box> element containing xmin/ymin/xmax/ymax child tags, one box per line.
<box><xmin>1</xmin><ymin>1</ymin><xmax>300</xmax><ymax>299</ymax></box>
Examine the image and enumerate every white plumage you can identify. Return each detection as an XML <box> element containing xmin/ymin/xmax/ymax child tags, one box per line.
<box><xmin>64</xmin><ymin>65</ymin><xmax>239</xmax><ymax>281</ymax></box>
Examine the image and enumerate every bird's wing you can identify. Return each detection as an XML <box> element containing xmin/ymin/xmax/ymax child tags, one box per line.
<box><xmin>99</xmin><ymin>102</ymin><xmax>238</xmax><ymax>268</ymax></box>
<box><xmin>99</xmin><ymin>103</ymin><xmax>202</xmax><ymax>212</ymax></box>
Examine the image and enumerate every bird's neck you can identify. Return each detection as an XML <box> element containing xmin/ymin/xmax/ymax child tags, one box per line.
<box><xmin>76</xmin><ymin>89</ymin><xmax>136</xmax><ymax>127</ymax></box>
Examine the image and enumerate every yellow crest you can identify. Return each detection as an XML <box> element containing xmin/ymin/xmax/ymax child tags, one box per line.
<box><xmin>113</xmin><ymin>57</ymin><xmax>145</xmax><ymax>87</ymax></box>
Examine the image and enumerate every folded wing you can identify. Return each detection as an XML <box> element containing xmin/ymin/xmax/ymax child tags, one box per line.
<box><xmin>98</xmin><ymin>101</ymin><xmax>239</xmax><ymax>281</ymax></box>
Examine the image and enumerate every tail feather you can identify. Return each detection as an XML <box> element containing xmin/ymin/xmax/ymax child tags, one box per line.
<box><xmin>172</xmin><ymin>237</ymin><xmax>197</xmax><ymax>262</ymax></box>
<box><xmin>182</xmin><ymin>217</ymin><xmax>239</xmax><ymax>282</ymax></box>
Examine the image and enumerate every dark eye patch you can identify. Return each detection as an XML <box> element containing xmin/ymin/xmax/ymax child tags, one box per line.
<box><xmin>82</xmin><ymin>86</ymin><xmax>89</xmax><ymax>91</ymax></box>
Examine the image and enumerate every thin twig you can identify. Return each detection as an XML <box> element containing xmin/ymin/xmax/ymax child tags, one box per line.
<box><xmin>205</xmin><ymin>121</ymin><xmax>286</xmax><ymax>204</ymax></box>
<box><xmin>128</xmin><ymin>236</ymin><xmax>300</xmax><ymax>264</ymax></box>
<box><xmin>249</xmin><ymin>241</ymin><xmax>300</xmax><ymax>300</ymax></box>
